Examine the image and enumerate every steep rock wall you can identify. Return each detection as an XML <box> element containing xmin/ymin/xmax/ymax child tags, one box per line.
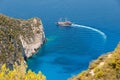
<box><xmin>0</xmin><ymin>14</ymin><xmax>46</xmax><ymax>68</ymax></box>
<box><xmin>20</xmin><ymin>18</ymin><xmax>46</xmax><ymax>58</ymax></box>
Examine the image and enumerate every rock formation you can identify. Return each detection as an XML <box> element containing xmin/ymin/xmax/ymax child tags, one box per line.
<box><xmin>0</xmin><ymin>14</ymin><xmax>46</xmax><ymax>68</ymax></box>
<box><xmin>19</xmin><ymin>18</ymin><xmax>46</xmax><ymax>58</ymax></box>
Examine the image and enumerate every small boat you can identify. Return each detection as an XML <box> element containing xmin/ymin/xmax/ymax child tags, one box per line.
<box><xmin>56</xmin><ymin>18</ymin><xmax>72</xmax><ymax>26</ymax></box>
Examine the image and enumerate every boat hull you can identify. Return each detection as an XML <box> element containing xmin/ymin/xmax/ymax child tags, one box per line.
<box><xmin>56</xmin><ymin>22</ymin><xmax>72</xmax><ymax>27</ymax></box>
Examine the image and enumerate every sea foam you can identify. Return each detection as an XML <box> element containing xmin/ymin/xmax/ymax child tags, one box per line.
<box><xmin>71</xmin><ymin>24</ymin><xmax>107</xmax><ymax>40</ymax></box>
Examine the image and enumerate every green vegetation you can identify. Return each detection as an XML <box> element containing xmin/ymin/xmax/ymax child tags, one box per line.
<box><xmin>0</xmin><ymin>14</ymin><xmax>41</xmax><ymax>67</ymax></box>
<box><xmin>69</xmin><ymin>43</ymin><xmax>120</xmax><ymax>80</ymax></box>
<box><xmin>0</xmin><ymin>14</ymin><xmax>46</xmax><ymax>79</ymax></box>
<box><xmin>0</xmin><ymin>63</ymin><xmax>45</xmax><ymax>80</ymax></box>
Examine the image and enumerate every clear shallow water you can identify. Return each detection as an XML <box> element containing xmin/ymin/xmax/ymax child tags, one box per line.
<box><xmin>0</xmin><ymin>0</ymin><xmax>120</xmax><ymax>80</ymax></box>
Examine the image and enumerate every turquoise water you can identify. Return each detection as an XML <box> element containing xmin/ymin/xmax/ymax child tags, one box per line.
<box><xmin>0</xmin><ymin>0</ymin><xmax>120</xmax><ymax>80</ymax></box>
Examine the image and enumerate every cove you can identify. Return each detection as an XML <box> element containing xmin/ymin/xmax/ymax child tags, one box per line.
<box><xmin>27</xmin><ymin>25</ymin><xmax>106</xmax><ymax>80</ymax></box>
<box><xmin>0</xmin><ymin>0</ymin><xmax>120</xmax><ymax>80</ymax></box>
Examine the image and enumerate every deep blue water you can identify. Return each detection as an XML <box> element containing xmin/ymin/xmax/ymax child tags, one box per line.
<box><xmin>0</xmin><ymin>0</ymin><xmax>120</xmax><ymax>80</ymax></box>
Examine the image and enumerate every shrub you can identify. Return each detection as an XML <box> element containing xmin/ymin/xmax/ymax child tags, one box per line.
<box><xmin>0</xmin><ymin>64</ymin><xmax>46</xmax><ymax>80</ymax></box>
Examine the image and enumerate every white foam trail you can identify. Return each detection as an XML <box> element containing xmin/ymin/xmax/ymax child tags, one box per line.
<box><xmin>71</xmin><ymin>24</ymin><xmax>107</xmax><ymax>39</ymax></box>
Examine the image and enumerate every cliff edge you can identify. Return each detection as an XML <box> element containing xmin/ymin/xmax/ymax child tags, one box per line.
<box><xmin>0</xmin><ymin>14</ymin><xmax>46</xmax><ymax>68</ymax></box>
<box><xmin>19</xmin><ymin>18</ymin><xmax>46</xmax><ymax>58</ymax></box>
<box><xmin>69</xmin><ymin>43</ymin><xmax>120</xmax><ymax>80</ymax></box>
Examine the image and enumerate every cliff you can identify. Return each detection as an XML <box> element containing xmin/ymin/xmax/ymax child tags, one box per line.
<box><xmin>0</xmin><ymin>14</ymin><xmax>45</xmax><ymax>68</ymax></box>
<box><xmin>19</xmin><ymin>18</ymin><xmax>46</xmax><ymax>58</ymax></box>
<box><xmin>69</xmin><ymin>43</ymin><xmax>120</xmax><ymax>80</ymax></box>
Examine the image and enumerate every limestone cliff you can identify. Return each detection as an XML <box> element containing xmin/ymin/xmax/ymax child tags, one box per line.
<box><xmin>19</xmin><ymin>18</ymin><xmax>46</xmax><ymax>58</ymax></box>
<box><xmin>69</xmin><ymin>43</ymin><xmax>120</xmax><ymax>80</ymax></box>
<box><xmin>0</xmin><ymin>14</ymin><xmax>45</xmax><ymax>68</ymax></box>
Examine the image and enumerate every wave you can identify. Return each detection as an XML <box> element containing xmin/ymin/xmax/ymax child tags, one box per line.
<box><xmin>71</xmin><ymin>24</ymin><xmax>107</xmax><ymax>40</ymax></box>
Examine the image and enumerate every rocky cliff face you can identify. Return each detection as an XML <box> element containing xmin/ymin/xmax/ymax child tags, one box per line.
<box><xmin>19</xmin><ymin>18</ymin><xmax>46</xmax><ymax>58</ymax></box>
<box><xmin>0</xmin><ymin>14</ymin><xmax>45</xmax><ymax>68</ymax></box>
<box><xmin>69</xmin><ymin>43</ymin><xmax>120</xmax><ymax>80</ymax></box>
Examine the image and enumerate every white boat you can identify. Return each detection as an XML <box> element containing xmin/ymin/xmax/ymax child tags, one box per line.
<box><xmin>56</xmin><ymin>18</ymin><xmax>72</xmax><ymax>26</ymax></box>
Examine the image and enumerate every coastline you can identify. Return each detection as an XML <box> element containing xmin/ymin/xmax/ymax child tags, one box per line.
<box><xmin>0</xmin><ymin>14</ymin><xmax>46</xmax><ymax>68</ymax></box>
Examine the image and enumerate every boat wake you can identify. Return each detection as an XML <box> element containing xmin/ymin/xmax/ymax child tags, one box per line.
<box><xmin>71</xmin><ymin>24</ymin><xmax>107</xmax><ymax>40</ymax></box>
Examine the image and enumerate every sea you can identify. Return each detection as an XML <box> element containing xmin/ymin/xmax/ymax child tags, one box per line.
<box><xmin>0</xmin><ymin>0</ymin><xmax>120</xmax><ymax>80</ymax></box>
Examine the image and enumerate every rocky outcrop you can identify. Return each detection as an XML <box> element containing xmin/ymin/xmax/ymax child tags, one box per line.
<box><xmin>20</xmin><ymin>18</ymin><xmax>46</xmax><ymax>58</ymax></box>
<box><xmin>69</xmin><ymin>43</ymin><xmax>120</xmax><ymax>80</ymax></box>
<box><xmin>0</xmin><ymin>14</ymin><xmax>45</xmax><ymax>68</ymax></box>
